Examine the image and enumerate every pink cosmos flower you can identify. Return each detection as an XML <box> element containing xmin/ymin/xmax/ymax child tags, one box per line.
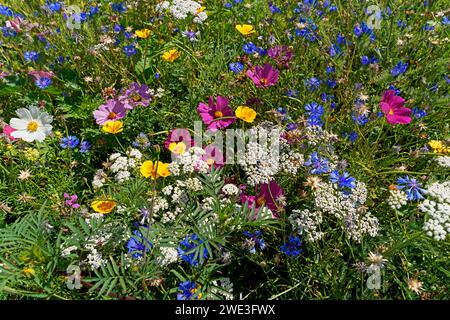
<box><xmin>119</xmin><ymin>82</ymin><xmax>152</xmax><ymax>109</ymax></box>
<box><xmin>246</xmin><ymin>63</ymin><xmax>279</xmax><ymax>88</ymax></box>
<box><xmin>93</xmin><ymin>99</ymin><xmax>127</xmax><ymax>125</ymax></box>
<box><xmin>28</xmin><ymin>70</ymin><xmax>55</xmax><ymax>81</ymax></box>
<box><xmin>380</xmin><ymin>90</ymin><xmax>412</xmax><ymax>125</ymax></box>
<box><xmin>202</xmin><ymin>144</ymin><xmax>224</xmax><ymax>168</ymax></box>
<box><xmin>197</xmin><ymin>96</ymin><xmax>236</xmax><ymax>132</ymax></box>
<box><xmin>164</xmin><ymin>128</ymin><xmax>194</xmax><ymax>150</ymax></box>
<box><xmin>2</xmin><ymin>125</ymin><xmax>16</xmax><ymax>141</ymax></box>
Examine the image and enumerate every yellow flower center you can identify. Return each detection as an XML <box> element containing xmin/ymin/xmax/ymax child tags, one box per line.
<box><xmin>259</xmin><ymin>78</ymin><xmax>268</xmax><ymax>85</ymax></box>
<box><xmin>214</xmin><ymin>111</ymin><xmax>223</xmax><ymax>118</ymax></box>
<box><xmin>130</xmin><ymin>93</ymin><xmax>142</xmax><ymax>102</ymax></box>
<box><xmin>27</xmin><ymin>120</ymin><xmax>39</xmax><ymax>132</ymax></box>
<box><xmin>388</xmin><ymin>109</ymin><xmax>394</xmax><ymax>115</ymax></box>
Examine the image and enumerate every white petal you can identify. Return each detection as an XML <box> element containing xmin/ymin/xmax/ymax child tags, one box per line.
<box><xmin>10</xmin><ymin>118</ymin><xmax>28</xmax><ymax>130</ymax></box>
<box><xmin>11</xmin><ymin>130</ymin><xmax>34</xmax><ymax>142</ymax></box>
<box><xmin>15</xmin><ymin>108</ymin><xmax>32</xmax><ymax>120</ymax></box>
<box><xmin>34</xmin><ymin>130</ymin><xmax>46</xmax><ymax>142</ymax></box>
<box><xmin>28</xmin><ymin>106</ymin><xmax>41</xmax><ymax>119</ymax></box>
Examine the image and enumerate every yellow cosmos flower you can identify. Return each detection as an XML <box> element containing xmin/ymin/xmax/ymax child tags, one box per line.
<box><xmin>102</xmin><ymin>121</ymin><xmax>123</xmax><ymax>134</ymax></box>
<box><xmin>428</xmin><ymin>140</ymin><xmax>450</xmax><ymax>154</ymax></box>
<box><xmin>235</xmin><ymin>106</ymin><xmax>257</xmax><ymax>123</ymax></box>
<box><xmin>140</xmin><ymin>160</ymin><xmax>171</xmax><ymax>179</ymax></box>
<box><xmin>162</xmin><ymin>49</ymin><xmax>181</xmax><ymax>62</ymax></box>
<box><xmin>235</xmin><ymin>24</ymin><xmax>255</xmax><ymax>35</ymax></box>
<box><xmin>135</xmin><ymin>28</ymin><xmax>151</xmax><ymax>39</ymax></box>
<box><xmin>168</xmin><ymin>141</ymin><xmax>187</xmax><ymax>155</ymax></box>
<box><xmin>91</xmin><ymin>200</ymin><xmax>117</xmax><ymax>214</ymax></box>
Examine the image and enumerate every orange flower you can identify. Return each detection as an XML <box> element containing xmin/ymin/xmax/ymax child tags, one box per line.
<box><xmin>91</xmin><ymin>200</ymin><xmax>117</xmax><ymax>214</ymax></box>
<box><xmin>162</xmin><ymin>49</ymin><xmax>181</xmax><ymax>62</ymax></box>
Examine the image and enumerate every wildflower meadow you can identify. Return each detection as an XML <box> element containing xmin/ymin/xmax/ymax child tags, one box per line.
<box><xmin>0</xmin><ymin>0</ymin><xmax>449</xmax><ymax>302</ymax></box>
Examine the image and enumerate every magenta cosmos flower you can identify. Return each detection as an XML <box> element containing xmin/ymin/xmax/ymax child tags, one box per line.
<box><xmin>2</xmin><ymin>125</ymin><xmax>16</xmax><ymax>141</ymax></box>
<box><xmin>197</xmin><ymin>96</ymin><xmax>236</xmax><ymax>132</ymax></box>
<box><xmin>240</xmin><ymin>180</ymin><xmax>284</xmax><ymax>219</ymax></box>
<box><xmin>93</xmin><ymin>99</ymin><xmax>127</xmax><ymax>125</ymax></box>
<box><xmin>28</xmin><ymin>70</ymin><xmax>54</xmax><ymax>81</ymax></box>
<box><xmin>380</xmin><ymin>90</ymin><xmax>412</xmax><ymax>125</ymax></box>
<box><xmin>164</xmin><ymin>128</ymin><xmax>195</xmax><ymax>150</ymax></box>
<box><xmin>202</xmin><ymin>144</ymin><xmax>224</xmax><ymax>168</ymax></box>
<box><xmin>246</xmin><ymin>63</ymin><xmax>279</xmax><ymax>88</ymax></box>
<box><xmin>119</xmin><ymin>82</ymin><xmax>152</xmax><ymax>109</ymax></box>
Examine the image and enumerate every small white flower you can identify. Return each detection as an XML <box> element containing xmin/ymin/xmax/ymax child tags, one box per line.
<box><xmin>9</xmin><ymin>106</ymin><xmax>53</xmax><ymax>142</ymax></box>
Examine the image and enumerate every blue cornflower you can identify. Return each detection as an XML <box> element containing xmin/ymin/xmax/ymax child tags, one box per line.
<box><xmin>243</xmin><ymin>230</ymin><xmax>266</xmax><ymax>254</ymax></box>
<box><xmin>351</xmin><ymin>112</ymin><xmax>369</xmax><ymax>126</ymax></box>
<box><xmin>155</xmin><ymin>72</ymin><xmax>161</xmax><ymax>79</ymax></box>
<box><xmin>79</xmin><ymin>140</ymin><xmax>92</xmax><ymax>153</ymax></box>
<box><xmin>397</xmin><ymin>20</ymin><xmax>407</xmax><ymax>29</ymax></box>
<box><xmin>391</xmin><ymin>60</ymin><xmax>408</xmax><ymax>77</ymax></box>
<box><xmin>280</xmin><ymin>235</ymin><xmax>302</xmax><ymax>257</ymax></box>
<box><xmin>305</xmin><ymin>77</ymin><xmax>321</xmax><ymax>92</ymax></box>
<box><xmin>229</xmin><ymin>62</ymin><xmax>244</xmax><ymax>73</ymax></box>
<box><xmin>89</xmin><ymin>5</ymin><xmax>100</xmax><ymax>16</ymax></box>
<box><xmin>304</xmin><ymin>102</ymin><xmax>324</xmax><ymax>116</ymax></box>
<box><xmin>361</xmin><ymin>55</ymin><xmax>370</xmax><ymax>66</ymax></box>
<box><xmin>111</xmin><ymin>2</ymin><xmax>127</xmax><ymax>13</ymax></box>
<box><xmin>0</xmin><ymin>5</ymin><xmax>14</xmax><ymax>16</ymax></box>
<box><xmin>396</xmin><ymin>176</ymin><xmax>426</xmax><ymax>201</ymax></box>
<box><xmin>326</xmin><ymin>66</ymin><xmax>335</xmax><ymax>74</ymax></box>
<box><xmin>336</xmin><ymin>33</ymin><xmax>346</xmax><ymax>45</ymax></box>
<box><xmin>285</xmin><ymin>89</ymin><xmax>299</xmax><ymax>97</ymax></box>
<box><xmin>126</xmin><ymin>229</ymin><xmax>153</xmax><ymax>258</ymax></box>
<box><xmin>60</xmin><ymin>135</ymin><xmax>80</xmax><ymax>149</ymax></box>
<box><xmin>123</xmin><ymin>44</ymin><xmax>137</xmax><ymax>57</ymax></box>
<box><xmin>113</xmin><ymin>24</ymin><xmax>124</xmax><ymax>33</ymax></box>
<box><xmin>177</xmin><ymin>281</ymin><xmax>202</xmax><ymax>300</ymax></box>
<box><xmin>329</xmin><ymin>44</ymin><xmax>341</xmax><ymax>57</ymax></box>
<box><xmin>307</xmin><ymin>116</ymin><xmax>323</xmax><ymax>127</ymax></box>
<box><xmin>412</xmin><ymin>107</ymin><xmax>426</xmax><ymax>119</ymax></box>
<box><xmin>388</xmin><ymin>84</ymin><xmax>401</xmax><ymax>95</ymax></box>
<box><xmin>45</xmin><ymin>1</ymin><xmax>62</xmax><ymax>12</ymax></box>
<box><xmin>224</xmin><ymin>2</ymin><xmax>232</xmax><ymax>8</ymax></box>
<box><xmin>329</xmin><ymin>170</ymin><xmax>356</xmax><ymax>190</ymax></box>
<box><xmin>177</xmin><ymin>234</ymin><xmax>209</xmax><ymax>266</ymax></box>
<box><xmin>24</xmin><ymin>51</ymin><xmax>39</xmax><ymax>62</ymax></box>
<box><xmin>349</xmin><ymin>131</ymin><xmax>358</xmax><ymax>143</ymax></box>
<box><xmin>305</xmin><ymin>152</ymin><xmax>330</xmax><ymax>175</ymax></box>
<box><xmin>243</xmin><ymin>42</ymin><xmax>257</xmax><ymax>54</ymax></box>
<box><xmin>443</xmin><ymin>16</ymin><xmax>450</xmax><ymax>25</ymax></box>
<box><xmin>35</xmin><ymin>77</ymin><xmax>52</xmax><ymax>89</ymax></box>
<box><xmin>2</xmin><ymin>26</ymin><xmax>17</xmax><ymax>37</ymax></box>
<box><xmin>124</xmin><ymin>31</ymin><xmax>133</xmax><ymax>39</ymax></box>
<box><xmin>422</xmin><ymin>23</ymin><xmax>434</xmax><ymax>31</ymax></box>
<box><xmin>354</xmin><ymin>24</ymin><xmax>363</xmax><ymax>37</ymax></box>
<box><xmin>269</xmin><ymin>1</ymin><xmax>281</xmax><ymax>14</ymax></box>
<box><xmin>132</xmin><ymin>132</ymin><xmax>151</xmax><ymax>149</ymax></box>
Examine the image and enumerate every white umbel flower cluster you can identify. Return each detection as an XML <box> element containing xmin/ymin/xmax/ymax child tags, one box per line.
<box><xmin>169</xmin><ymin>147</ymin><xmax>209</xmax><ymax>175</ymax></box>
<box><xmin>237</xmin><ymin>124</ymin><xmax>304</xmax><ymax>186</ymax></box>
<box><xmin>387</xmin><ymin>188</ymin><xmax>407</xmax><ymax>209</ymax></box>
<box><xmin>156</xmin><ymin>247</ymin><xmax>179</xmax><ymax>266</ymax></box>
<box><xmin>312</xmin><ymin>181</ymin><xmax>379</xmax><ymax>242</ymax></box>
<box><xmin>419</xmin><ymin>180</ymin><xmax>450</xmax><ymax>241</ymax></box>
<box><xmin>222</xmin><ymin>183</ymin><xmax>240</xmax><ymax>196</ymax></box>
<box><xmin>156</xmin><ymin>0</ymin><xmax>207</xmax><ymax>23</ymax></box>
<box><xmin>436</xmin><ymin>156</ymin><xmax>450</xmax><ymax>168</ymax></box>
<box><xmin>109</xmin><ymin>149</ymin><xmax>142</xmax><ymax>183</ymax></box>
<box><xmin>289</xmin><ymin>209</ymin><xmax>324</xmax><ymax>242</ymax></box>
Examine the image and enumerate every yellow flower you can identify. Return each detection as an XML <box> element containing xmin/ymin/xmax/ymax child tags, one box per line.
<box><xmin>102</xmin><ymin>121</ymin><xmax>123</xmax><ymax>134</ymax></box>
<box><xmin>135</xmin><ymin>28</ymin><xmax>151</xmax><ymax>39</ymax></box>
<box><xmin>91</xmin><ymin>200</ymin><xmax>117</xmax><ymax>214</ymax></box>
<box><xmin>196</xmin><ymin>6</ymin><xmax>206</xmax><ymax>14</ymax></box>
<box><xmin>428</xmin><ymin>140</ymin><xmax>450</xmax><ymax>154</ymax></box>
<box><xmin>235</xmin><ymin>24</ymin><xmax>255</xmax><ymax>35</ymax></box>
<box><xmin>162</xmin><ymin>49</ymin><xmax>181</xmax><ymax>62</ymax></box>
<box><xmin>235</xmin><ymin>106</ymin><xmax>257</xmax><ymax>123</ymax></box>
<box><xmin>168</xmin><ymin>141</ymin><xmax>187</xmax><ymax>155</ymax></box>
<box><xmin>23</xmin><ymin>267</ymin><xmax>35</xmax><ymax>277</ymax></box>
<box><xmin>140</xmin><ymin>160</ymin><xmax>171</xmax><ymax>179</ymax></box>
<box><xmin>54</xmin><ymin>130</ymin><xmax>62</xmax><ymax>139</ymax></box>
<box><xmin>6</xmin><ymin>144</ymin><xmax>13</xmax><ymax>150</ymax></box>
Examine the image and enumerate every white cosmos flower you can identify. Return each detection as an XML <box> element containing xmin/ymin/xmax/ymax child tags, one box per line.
<box><xmin>9</xmin><ymin>106</ymin><xmax>53</xmax><ymax>142</ymax></box>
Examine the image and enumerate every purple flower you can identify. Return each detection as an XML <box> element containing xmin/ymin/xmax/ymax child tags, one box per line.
<box><xmin>93</xmin><ymin>99</ymin><xmax>127</xmax><ymax>125</ymax></box>
<box><xmin>64</xmin><ymin>193</ymin><xmax>80</xmax><ymax>209</ymax></box>
<box><xmin>268</xmin><ymin>45</ymin><xmax>294</xmax><ymax>68</ymax></box>
<box><xmin>123</xmin><ymin>44</ymin><xmax>137</xmax><ymax>57</ymax></box>
<box><xmin>305</xmin><ymin>152</ymin><xmax>330</xmax><ymax>175</ymax></box>
<box><xmin>246</xmin><ymin>64</ymin><xmax>279</xmax><ymax>88</ymax></box>
<box><xmin>243</xmin><ymin>230</ymin><xmax>266</xmax><ymax>254</ymax></box>
<box><xmin>35</xmin><ymin>77</ymin><xmax>52</xmax><ymax>89</ymax></box>
<box><xmin>79</xmin><ymin>140</ymin><xmax>92</xmax><ymax>153</ymax></box>
<box><xmin>177</xmin><ymin>281</ymin><xmax>202</xmax><ymax>300</ymax></box>
<box><xmin>258</xmin><ymin>180</ymin><xmax>285</xmax><ymax>218</ymax></box>
<box><xmin>119</xmin><ymin>82</ymin><xmax>152</xmax><ymax>109</ymax></box>
<box><xmin>197</xmin><ymin>96</ymin><xmax>236</xmax><ymax>132</ymax></box>
<box><xmin>396</xmin><ymin>176</ymin><xmax>425</xmax><ymax>201</ymax></box>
